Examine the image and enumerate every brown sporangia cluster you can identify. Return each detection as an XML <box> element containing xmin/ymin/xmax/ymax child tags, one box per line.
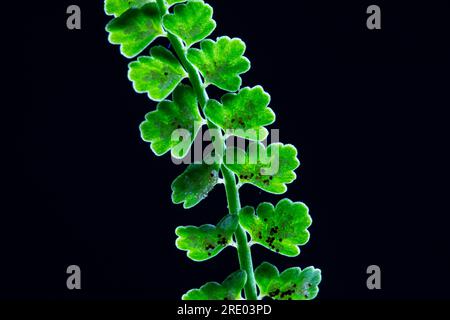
<box><xmin>264</xmin><ymin>225</ymin><xmax>281</xmax><ymax>253</ymax></box>
<box><xmin>230</xmin><ymin>117</ymin><xmax>245</xmax><ymax>128</ymax></box>
<box><xmin>239</xmin><ymin>171</ymin><xmax>273</xmax><ymax>186</ymax></box>
<box><xmin>268</xmin><ymin>282</ymin><xmax>311</xmax><ymax>300</ymax></box>
<box><xmin>205</xmin><ymin>243</ymin><xmax>215</xmax><ymax>256</ymax></box>
<box><xmin>204</xmin><ymin>233</ymin><xmax>229</xmax><ymax>256</ymax></box>
<box><xmin>217</xmin><ymin>233</ymin><xmax>228</xmax><ymax>246</ymax></box>
<box><xmin>268</xmin><ymin>286</ymin><xmax>296</xmax><ymax>300</ymax></box>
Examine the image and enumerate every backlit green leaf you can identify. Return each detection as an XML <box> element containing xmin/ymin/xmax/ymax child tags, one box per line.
<box><xmin>255</xmin><ymin>262</ymin><xmax>321</xmax><ymax>300</ymax></box>
<box><xmin>163</xmin><ymin>0</ymin><xmax>216</xmax><ymax>47</ymax></box>
<box><xmin>139</xmin><ymin>84</ymin><xmax>203</xmax><ymax>158</ymax></box>
<box><xmin>183</xmin><ymin>270</ymin><xmax>247</xmax><ymax>300</ymax></box>
<box><xmin>205</xmin><ymin>86</ymin><xmax>275</xmax><ymax>141</ymax></box>
<box><xmin>187</xmin><ymin>36</ymin><xmax>251</xmax><ymax>92</ymax></box>
<box><xmin>240</xmin><ymin>199</ymin><xmax>311</xmax><ymax>256</ymax></box>
<box><xmin>176</xmin><ymin>215</ymin><xmax>238</xmax><ymax>261</ymax></box>
<box><xmin>128</xmin><ymin>46</ymin><xmax>187</xmax><ymax>101</ymax></box>
<box><xmin>106</xmin><ymin>3</ymin><xmax>164</xmax><ymax>58</ymax></box>
<box><xmin>166</xmin><ymin>0</ymin><xmax>186</xmax><ymax>6</ymax></box>
<box><xmin>172</xmin><ymin>163</ymin><xmax>220</xmax><ymax>209</ymax></box>
<box><xmin>104</xmin><ymin>0</ymin><xmax>155</xmax><ymax>17</ymax></box>
<box><xmin>224</xmin><ymin>143</ymin><xmax>300</xmax><ymax>194</ymax></box>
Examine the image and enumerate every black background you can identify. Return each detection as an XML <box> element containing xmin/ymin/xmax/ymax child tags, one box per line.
<box><xmin>5</xmin><ymin>0</ymin><xmax>449</xmax><ymax>301</ymax></box>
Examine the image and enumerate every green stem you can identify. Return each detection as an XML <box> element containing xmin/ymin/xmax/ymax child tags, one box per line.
<box><xmin>222</xmin><ymin>166</ymin><xmax>258</xmax><ymax>300</ymax></box>
<box><xmin>156</xmin><ymin>0</ymin><xmax>257</xmax><ymax>300</ymax></box>
<box><xmin>167</xmin><ymin>34</ymin><xmax>208</xmax><ymax>109</ymax></box>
